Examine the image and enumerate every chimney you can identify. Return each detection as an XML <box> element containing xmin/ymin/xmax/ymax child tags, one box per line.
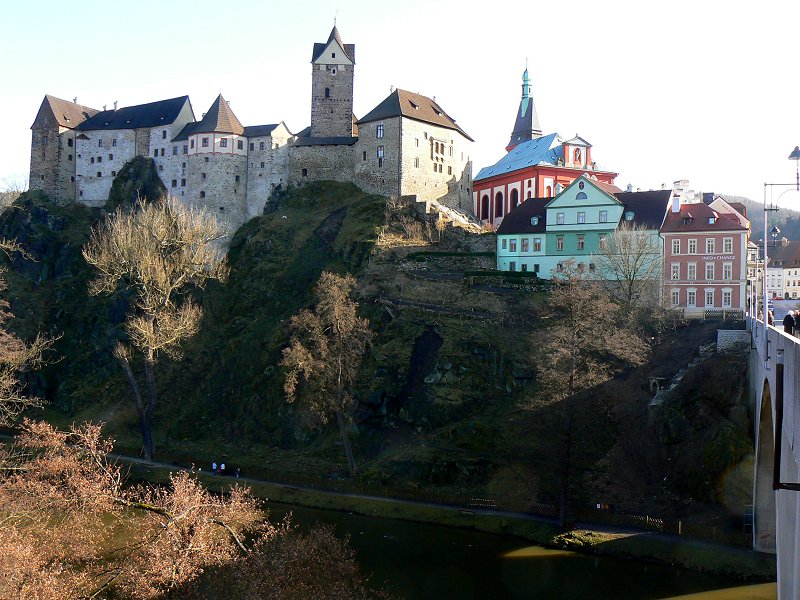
<box><xmin>626</xmin><ymin>183</ymin><xmax>633</xmax><ymax>192</ymax></box>
<box><xmin>103</xmin><ymin>104</ymin><xmax>107</xmax><ymax>111</ymax></box>
<box><xmin>113</xmin><ymin>100</ymin><xmax>118</xmax><ymax>110</ymax></box>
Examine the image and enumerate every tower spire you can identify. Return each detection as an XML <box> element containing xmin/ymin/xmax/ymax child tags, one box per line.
<box><xmin>506</xmin><ymin>65</ymin><xmax>542</xmax><ymax>151</ymax></box>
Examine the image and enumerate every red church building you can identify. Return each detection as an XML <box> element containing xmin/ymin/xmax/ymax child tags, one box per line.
<box><xmin>472</xmin><ymin>69</ymin><xmax>618</xmax><ymax>226</ymax></box>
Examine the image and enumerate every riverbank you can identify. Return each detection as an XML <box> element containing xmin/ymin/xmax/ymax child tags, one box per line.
<box><xmin>124</xmin><ymin>457</ymin><xmax>776</xmax><ymax>583</ymax></box>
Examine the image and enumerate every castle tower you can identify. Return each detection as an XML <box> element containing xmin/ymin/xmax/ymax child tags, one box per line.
<box><xmin>310</xmin><ymin>24</ymin><xmax>356</xmax><ymax>138</ymax></box>
<box><xmin>506</xmin><ymin>68</ymin><xmax>542</xmax><ymax>152</ymax></box>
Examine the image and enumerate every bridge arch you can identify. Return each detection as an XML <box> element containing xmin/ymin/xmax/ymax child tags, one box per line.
<box><xmin>754</xmin><ymin>378</ymin><xmax>776</xmax><ymax>552</ymax></box>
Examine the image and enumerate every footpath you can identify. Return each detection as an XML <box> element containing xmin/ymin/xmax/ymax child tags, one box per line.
<box><xmin>115</xmin><ymin>451</ymin><xmax>776</xmax><ymax>583</ymax></box>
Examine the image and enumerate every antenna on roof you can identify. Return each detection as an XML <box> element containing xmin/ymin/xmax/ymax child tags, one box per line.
<box><xmin>103</xmin><ymin>104</ymin><xmax>107</xmax><ymax>111</ymax></box>
<box><xmin>113</xmin><ymin>101</ymin><xmax>117</xmax><ymax>111</ymax></box>
<box><xmin>73</xmin><ymin>97</ymin><xmax>77</xmax><ymax>104</ymax></box>
<box><xmin>390</xmin><ymin>85</ymin><xmax>394</xmax><ymax>93</ymax></box>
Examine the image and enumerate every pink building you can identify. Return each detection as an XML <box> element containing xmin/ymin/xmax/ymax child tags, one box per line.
<box><xmin>661</xmin><ymin>195</ymin><xmax>749</xmax><ymax>312</ymax></box>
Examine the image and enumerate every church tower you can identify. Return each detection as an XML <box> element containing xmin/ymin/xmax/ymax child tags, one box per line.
<box><xmin>506</xmin><ymin>67</ymin><xmax>542</xmax><ymax>151</ymax></box>
<box><xmin>310</xmin><ymin>24</ymin><xmax>356</xmax><ymax>138</ymax></box>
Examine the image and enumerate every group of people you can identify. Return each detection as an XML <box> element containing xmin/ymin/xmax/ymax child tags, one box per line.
<box><xmin>211</xmin><ymin>461</ymin><xmax>240</xmax><ymax>478</ymax></box>
<box><xmin>782</xmin><ymin>311</ymin><xmax>800</xmax><ymax>336</ymax></box>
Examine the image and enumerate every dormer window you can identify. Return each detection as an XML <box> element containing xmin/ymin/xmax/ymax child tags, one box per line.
<box><xmin>708</xmin><ymin>216</ymin><xmax>716</xmax><ymax>224</ymax></box>
<box><xmin>625</xmin><ymin>211</ymin><xmax>635</xmax><ymax>221</ymax></box>
<box><xmin>531</xmin><ymin>216</ymin><xmax>540</xmax><ymax>225</ymax></box>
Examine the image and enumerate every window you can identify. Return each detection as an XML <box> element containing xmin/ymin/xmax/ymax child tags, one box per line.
<box><xmin>723</xmin><ymin>263</ymin><xmax>732</xmax><ymax>280</ymax></box>
<box><xmin>160</xmin><ymin>148</ymin><xmax>165</xmax><ymax>157</ymax></box>
<box><xmin>671</xmin><ymin>264</ymin><xmax>680</xmax><ymax>280</ymax></box>
<box><xmin>183</xmin><ymin>145</ymin><xmax>188</xmax><ymax>154</ymax></box>
<box><xmin>556</xmin><ymin>212</ymin><xmax>565</xmax><ymax>225</ymax></box>
<box><xmin>67</xmin><ymin>138</ymin><xmax>73</xmax><ymax>147</ymax></box>
<box><xmin>171</xmin><ymin>180</ymin><xmax>177</xmax><ymax>188</ymax></box>
<box><xmin>448</xmin><ymin>166</ymin><xmax>452</xmax><ymax>175</ymax></box>
<box><xmin>672</xmin><ymin>239</ymin><xmax>680</xmax><ymax>254</ymax></box>
<box><xmin>723</xmin><ymin>237</ymin><xmax>733</xmax><ymax>253</ymax></box>
<box><xmin>599</xmin><ymin>210</ymin><xmax>607</xmax><ymax>223</ymax></box>
<box><xmin>190</xmin><ymin>140</ymin><xmax>195</xmax><ymax>149</ymax></box>
<box><xmin>109</xmin><ymin>154</ymin><xmax>113</xmax><ymax>160</ymax></box>
<box><xmin>577</xmin><ymin>235</ymin><xmax>585</xmax><ymax>250</ymax></box>
<box><xmin>260</xmin><ymin>141</ymin><xmax>266</xmax><ymax>150</ymax></box>
<box><xmin>688</xmin><ymin>263</ymin><xmax>696</xmax><ymax>280</ymax></box>
<box><xmin>688</xmin><ymin>239</ymin><xmax>697</xmax><ymax>254</ymax></box>
<box><xmin>687</xmin><ymin>289</ymin><xmax>696</xmax><ymax>307</ymax></box>
<box><xmin>533</xmin><ymin>238</ymin><xmax>541</xmax><ymax>252</ymax></box>
<box><xmin>181</xmin><ymin>179</ymin><xmax>186</xmax><ymax>187</ymax></box>
<box><xmin>722</xmin><ymin>289</ymin><xmax>732</xmax><ymax>307</ymax></box>
<box><xmin>705</xmin><ymin>263</ymin><xmax>714</xmax><ymax>280</ymax></box>
<box><xmin>153</xmin><ymin>149</ymin><xmax>158</xmax><ymax>157</ymax></box>
<box><xmin>97</xmin><ymin>171</ymin><xmax>102</xmax><ymax>177</ymax></box>
<box><xmin>202</xmin><ymin>138</ymin><xmax>209</xmax><ymax>147</ymax></box>
<box><xmin>521</xmin><ymin>238</ymin><xmax>529</xmax><ymax>252</ymax></box>
<box><xmin>91</xmin><ymin>157</ymin><xmax>95</xmax><ymax>163</ymax></box>
<box><xmin>521</xmin><ymin>264</ymin><xmax>528</xmax><ymax>272</ymax></box>
<box><xmin>671</xmin><ymin>289</ymin><xmax>680</xmax><ymax>306</ymax></box>
<box><xmin>237</xmin><ymin>140</ymin><xmax>243</xmax><ymax>150</ymax></box>
<box><xmin>302</xmin><ymin>168</ymin><xmax>308</xmax><ymax>177</ymax></box>
<box><xmin>705</xmin><ymin>290</ymin><xmax>714</xmax><ymax>307</ymax></box>
<box><xmin>98</xmin><ymin>139</ymin><xmax>102</xmax><ymax>147</ymax></box>
<box><xmin>204</xmin><ymin>156</ymin><xmax>209</xmax><ymax>163</ymax></box>
<box><xmin>202</xmin><ymin>173</ymin><xmax>207</xmax><ymax>179</ymax></box>
<box><xmin>377</xmin><ymin>146</ymin><xmax>384</xmax><ymax>158</ymax></box>
<box><xmin>378</xmin><ymin>158</ymin><xmax>384</xmax><ymax>167</ymax></box>
<box><xmin>377</xmin><ymin>124</ymin><xmax>384</xmax><ymax>138</ymax></box>
<box><xmin>235</xmin><ymin>175</ymin><xmax>240</xmax><ymax>183</ymax></box>
<box><xmin>705</xmin><ymin>238</ymin><xmax>715</xmax><ymax>254</ymax></box>
<box><xmin>112</xmin><ymin>139</ymin><xmax>117</xmax><ymax>147</ymax></box>
<box><xmin>261</xmin><ymin>161</ymin><xmax>265</xmax><ymax>168</ymax></box>
<box><xmin>97</xmin><ymin>156</ymin><xmax>102</xmax><ymax>163</ymax></box>
<box><xmin>534</xmin><ymin>264</ymin><xmax>540</xmax><ymax>273</ymax></box>
<box><xmin>509</xmin><ymin>261</ymin><xmax>516</xmax><ymax>272</ymax></box>
<box><xmin>577</xmin><ymin>211</ymin><xmax>586</xmax><ymax>224</ymax></box>
<box><xmin>325</xmin><ymin>87</ymin><xmax>330</xmax><ymax>98</ymax></box>
<box><xmin>495</xmin><ymin>192</ymin><xmax>503</xmax><ymax>218</ymax></box>
<box><xmin>162</xmin><ymin>130</ymin><xmax>167</xmax><ymax>139</ymax></box>
<box><xmin>557</xmin><ymin>236</ymin><xmax>564</xmax><ymax>251</ymax></box>
<box><xmin>200</xmin><ymin>191</ymin><xmax>205</xmax><ymax>198</ymax></box>
<box><xmin>220</xmin><ymin>138</ymin><xmax>228</xmax><ymax>148</ymax></box>
<box><xmin>599</xmin><ymin>234</ymin><xmax>607</xmax><ymax>249</ymax></box>
<box><xmin>250</xmin><ymin>143</ymin><xmax>255</xmax><ymax>151</ymax></box>
<box><xmin>68</xmin><ymin>154</ymin><xmax>72</xmax><ymax>161</ymax></box>
<box><xmin>414</xmin><ymin>157</ymin><xmax>419</xmax><ymax>168</ymax></box>
<box><xmin>510</xmin><ymin>240</ymin><xmax>517</xmax><ymax>252</ymax></box>
<box><xmin>501</xmin><ymin>239</ymin><xmax>507</xmax><ymax>250</ymax></box>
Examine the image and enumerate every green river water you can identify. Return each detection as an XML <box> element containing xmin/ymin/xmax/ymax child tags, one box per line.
<box><xmin>267</xmin><ymin>503</ymin><xmax>775</xmax><ymax>600</ymax></box>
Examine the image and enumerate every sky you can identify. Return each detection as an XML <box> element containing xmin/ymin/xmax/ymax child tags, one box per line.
<box><xmin>2</xmin><ymin>0</ymin><xmax>800</xmax><ymax>207</ymax></box>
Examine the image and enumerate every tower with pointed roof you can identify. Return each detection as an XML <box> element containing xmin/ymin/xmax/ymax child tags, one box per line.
<box><xmin>506</xmin><ymin>68</ymin><xmax>542</xmax><ymax>151</ymax></box>
<box><xmin>310</xmin><ymin>24</ymin><xmax>356</xmax><ymax>138</ymax></box>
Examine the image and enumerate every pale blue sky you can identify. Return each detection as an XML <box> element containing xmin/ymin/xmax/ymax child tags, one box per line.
<box><xmin>2</xmin><ymin>0</ymin><xmax>800</xmax><ymax>205</ymax></box>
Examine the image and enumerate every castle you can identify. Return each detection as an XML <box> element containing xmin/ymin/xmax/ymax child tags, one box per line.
<box><xmin>29</xmin><ymin>25</ymin><xmax>474</xmax><ymax>232</ymax></box>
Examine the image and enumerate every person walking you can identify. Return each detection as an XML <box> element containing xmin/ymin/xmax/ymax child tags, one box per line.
<box><xmin>783</xmin><ymin>311</ymin><xmax>794</xmax><ymax>335</ymax></box>
<box><xmin>220</xmin><ymin>462</ymin><xmax>226</xmax><ymax>476</ymax></box>
<box><xmin>212</xmin><ymin>461</ymin><xmax>218</xmax><ymax>475</ymax></box>
<box><xmin>794</xmin><ymin>311</ymin><xmax>800</xmax><ymax>338</ymax></box>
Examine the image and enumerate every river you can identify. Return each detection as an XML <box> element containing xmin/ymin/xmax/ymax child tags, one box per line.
<box><xmin>267</xmin><ymin>503</ymin><xmax>775</xmax><ymax>599</ymax></box>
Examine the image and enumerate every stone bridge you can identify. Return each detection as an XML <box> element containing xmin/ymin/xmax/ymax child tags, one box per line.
<box><xmin>750</xmin><ymin>316</ymin><xmax>800</xmax><ymax>598</ymax></box>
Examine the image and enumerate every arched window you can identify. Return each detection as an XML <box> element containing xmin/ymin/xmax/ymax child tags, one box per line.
<box><xmin>510</xmin><ymin>188</ymin><xmax>519</xmax><ymax>210</ymax></box>
<box><xmin>545</xmin><ymin>186</ymin><xmax>552</xmax><ymax>196</ymax></box>
<box><xmin>480</xmin><ymin>195</ymin><xmax>489</xmax><ymax>220</ymax></box>
<box><xmin>576</xmin><ymin>191</ymin><xmax>588</xmax><ymax>200</ymax></box>
<box><xmin>325</xmin><ymin>88</ymin><xmax>330</xmax><ymax>98</ymax></box>
<box><xmin>527</xmin><ymin>191</ymin><xmax>532</xmax><ymax>199</ymax></box>
<box><xmin>574</xmin><ymin>148</ymin><xmax>582</xmax><ymax>164</ymax></box>
<box><xmin>495</xmin><ymin>192</ymin><xmax>504</xmax><ymax>218</ymax></box>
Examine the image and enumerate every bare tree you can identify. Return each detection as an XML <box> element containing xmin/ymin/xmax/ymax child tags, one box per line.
<box><xmin>281</xmin><ymin>272</ymin><xmax>372</xmax><ymax>477</ymax></box>
<box><xmin>0</xmin><ymin>176</ymin><xmax>28</xmax><ymax>212</ymax></box>
<box><xmin>0</xmin><ymin>240</ymin><xmax>52</xmax><ymax>425</ymax></box>
<box><xmin>594</xmin><ymin>222</ymin><xmax>662</xmax><ymax>313</ymax></box>
<box><xmin>83</xmin><ymin>196</ymin><xmax>228</xmax><ymax>459</ymax></box>
<box><xmin>536</xmin><ymin>259</ymin><xmax>650</xmax><ymax>526</ymax></box>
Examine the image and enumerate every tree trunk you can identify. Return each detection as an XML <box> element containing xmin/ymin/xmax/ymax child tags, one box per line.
<box><xmin>335</xmin><ymin>409</ymin><xmax>357</xmax><ymax>477</ymax></box>
<box><xmin>142</xmin><ymin>354</ymin><xmax>157</xmax><ymax>461</ymax></box>
<box><xmin>558</xmin><ymin>408</ymin><xmax>574</xmax><ymax>530</ymax></box>
<box><xmin>116</xmin><ymin>355</ymin><xmax>153</xmax><ymax>461</ymax></box>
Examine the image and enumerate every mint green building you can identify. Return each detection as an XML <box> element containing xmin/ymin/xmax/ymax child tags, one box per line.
<box><xmin>496</xmin><ymin>175</ymin><xmax>670</xmax><ymax>279</ymax></box>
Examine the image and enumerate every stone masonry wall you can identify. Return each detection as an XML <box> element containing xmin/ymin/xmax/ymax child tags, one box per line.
<box><xmin>288</xmin><ymin>145</ymin><xmax>355</xmax><ymax>187</ymax></box>
<box><xmin>245</xmin><ymin>128</ymin><xmax>291</xmax><ymax>219</ymax></box>
<box><xmin>76</xmin><ymin>129</ymin><xmax>136</xmax><ymax>206</ymax></box>
<box><xmin>29</xmin><ymin>112</ymin><xmax>63</xmax><ymax>202</ymax></box>
<box><xmin>717</xmin><ymin>329</ymin><xmax>749</xmax><ymax>352</ymax></box>
<box><xmin>186</xmin><ymin>151</ymin><xmax>248</xmax><ymax>236</ymax></box>
<box><xmin>311</xmin><ymin>61</ymin><xmax>354</xmax><ymax>138</ymax></box>
<box><xmin>353</xmin><ymin>117</ymin><xmax>400</xmax><ymax>198</ymax></box>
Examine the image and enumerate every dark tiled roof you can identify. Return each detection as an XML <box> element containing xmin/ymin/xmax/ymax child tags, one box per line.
<box><xmin>293</xmin><ymin>136</ymin><xmax>358</xmax><ymax>147</ymax></box>
<box><xmin>191</xmin><ymin>94</ymin><xmax>244</xmax><ymax>135</ymax></box>
<box><xmin>496</xmin><ymin>197</ymin><xmax>551</xmax><ymax>235</ymax></box>
<box><xmin>727</xmin><ymin>201</ymin><xmax>747</xmax><ymax>217</ymax></box>
<box><xmin>34</xmin><ymin>95</ymin><xmax>98</xmax><ymax>129</ymax></box>
<box><xmin>661</xmin><ymin>202</ymin><xmax>748</xmax><ymax>233</ymax></box>
<box><xmin>171</xmin><ymin>121</ymin><xmax>202</xmax><ymax>142</ymax></box>
<box><xmin>769</xmin><ymin>241</ymin><xmax>800</xmax><ymax>268</ymax></box>
<box><xmin>311</xmin><ymin>26</ymin><xmax>355</xmax><ymax>63</ymax></box>
<box><xmin>613</xmin><ymin>190</ymin><xmax>670</xmax><ymax>229</ymax></box>
<box><xmin>507</xmin><ymin>99</ymin><xmax>541</xmax><ymax>149</ymax></box>
<box><xmin>358</xmin><ymin>89</ymin><xmax>472</xmax><ymax>141</ymax></box>
<box><xmin>244</xmin><ymin>124</ymin><xmax>279</xmax><ymax>137</ymax></box>
<box><xmin>79</xmin><ymin>96</ymin><xmax>190</xmax><ymax>131</ymax></box>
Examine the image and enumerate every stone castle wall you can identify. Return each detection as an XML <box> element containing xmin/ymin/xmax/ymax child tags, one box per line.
<box><xmin>288</xmin><ymin>144</ymin><xmax>355</xmax><ymax>187</ymax></box>
<box><xmin>311</xmin><ymin>63</ymin><xmax>354</xmax><ymax>137</ymax></box>
<box><xmin>75</xmin><ymin>129</ymin><xmax>137</xmax><ymax>206</ymax></box>
<box><xmin>187</xmin><ymin>150</ymin><xmax>248</xmax><ymax>235</ymax></box>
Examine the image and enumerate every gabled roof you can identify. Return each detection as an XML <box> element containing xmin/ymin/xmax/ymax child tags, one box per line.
<box><xmin>613</xmin><ymin>190</ymin><xmax>671</xmax><ymax>230</ymax></box>
<box><xmin>661</xmin><ymin>202</ymin><xmax>748</xmax><ymax>233</ymax></box>
<box><xmin>496</xmin><ymin>197</ymin><xmax>551</xmax><ymax>235</ymax></box>
<box><xmin>357</xmin><ymin>89</ymin><xmax>473</xmax><ymax>141</ymax></box>
<box><xmin>768</xmin><ymin>241</ymin><xmax>800</xmax><ymax>269</ymax></box>
<box><xmin>546</xmin><ymin>175</ymin><xmax>619</xmax><ymax>209</ymax></box>
<box><xmin>475</xmin><ymin>134</ymin><xmax>560</xmax><ymax>181</ymax></box>
<box><xmin>311</xmin><ymin>25</ymin><xmax>355</xmax><ymax>63</ymax></box>
<box><xmin>191</xmin><ymin>94</ymin><xmax>244</xmax><ymax>135</ymax></box>
<box><xmin>79</xmin><ymin>96</ymin><xmax>190</xmax><ymax>131</ymax></box>
<box><xmin>243</xmin><ymin>124</ymin><xmax>279</xmax><ymax>138</ymax></box>
<box><xmin>563</xmin><ymin>135</ymin><xmax>592</xmax><ymax>147</ymax></box>
<box><xmin>32</xmin><ymin>95</ymin><xmax>98</xmax><ymax>129</ymax></box>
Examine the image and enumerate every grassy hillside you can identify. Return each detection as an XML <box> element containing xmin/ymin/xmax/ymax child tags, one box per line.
<box><xmin>0</xmin><ymin>172</ymin><xmax>752</xmax><ymax>527</ymax></box>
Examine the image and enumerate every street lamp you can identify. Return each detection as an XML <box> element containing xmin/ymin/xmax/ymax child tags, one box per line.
<box><xmin>763</xmin><ymin>147</ymin><xmax>800</xmax><ymax>338</ymax></box>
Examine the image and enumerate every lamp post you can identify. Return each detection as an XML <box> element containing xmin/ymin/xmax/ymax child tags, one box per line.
<box><xmin>763</xmin><ymin>146</ymin><xmax>800</xmax><ymax>341</ymax></box>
